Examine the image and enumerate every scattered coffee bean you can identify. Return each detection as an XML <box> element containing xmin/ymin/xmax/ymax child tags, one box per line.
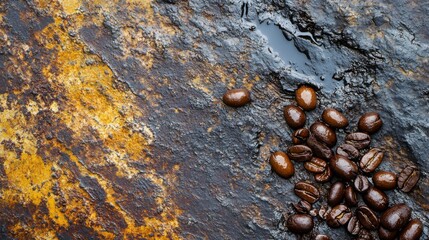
<box><xmin>356</xmin><ymin>206</ymin><xmax>379</xmax><ymax>230</ymax></box>
<box><xmin>292</xmin><ymin>128</ymin><xmax>310</xmax><ymax>145</ymax></box>
<box><xmin>354</xmin><ymin>175</ymin><xmax>370</xmax><ymax>193</ymax></box>
<box><xmin>344</xmin><ymin>186</ymin><xmax>358</xmax><ymax>207</ymax></box>
<box><xmin>378</xmin><ymin>226</ymin><xmax>398</xmax><ymax>240</ymax></box>
<box><xmin>314</xmin><ymin>166</ymin><xmax>332</xmax><ymax>183</ymax></box>
<box><xmin>336</xmin><ymin>143</ymin><xmax>359</xmax><ymax>160</ymax></box>
<box><xmin>328</xmin><ymin>182</ymin><xmax>345</xmax><ymax>207</ymax></box>
<box><xmin>347</xmin><ymin>216</ymin><xmax>362</xmax><ymax>235</ymax></box>
<box><xmin>286</xmin><ymin>213</ymin><xmax>314</xmax><ymax>234</ymax></box>
<box><xmin>380</xmin><ymin>204</ymin><xmax>411</xmax><ymax>231</ymax></box>
<box><xmin>346</xmin><ymin>132</ymin><xmax>371</xmax><ymax>150</ymax></box>
<box><xmin>357</xmin><ymin>229</ymin><xmax>374</xmax><ymax>240</ymax></box>
<box><xmin>326</xmin><ymin>204</ymin><xmax>352</xmax><ymax>228</ymax></box>
<box><xmin>292</xmin><ymin>200</ymin><xmax>312</xmax><ymax>214</ymax></box>
<box><xmin>294</xmin><ymin>181</ymin><xmax>320</xmax><ymax>204</ymax></box>
<box><xmin>322</xmin><ymin>108</ymin><xmax>349</xmax><ymax>128</ymax></box>
<box><xmin>295</xmin><ymin>85</ymin><xmax>317</xmax><ymax>111</ymax></box>
<box><xmin>222</xmin><ymin>88</ymin><xmax>251</xmax><ymax>107</ymax></box>
<box><xmin>363</xmin><ymin>187</ymin><xmax>389</xmax><ymax>211</ymax></box>
<box><xmin>307</xmin><ymin>135</ymin><xmax>333</xmax><ymax>160</ymax></box>
<box><xmin>360</xmin><ymin>148</ymin><xmax>384</xmax><ymax>173</ymax></box>
<box><xmin>314</xmin><ymin>234</ymin><xmax>330</xmax><ymax>240</ymax></box>
<box><xmin>284</xmin><ymin>105</ymin><xmax>306</xmax><ymax>129</ymax></box>
<box><xmin>287</xmin><ymin>145</ymin><xmax>313</xmax><ymax>162</ymax></box>
<box><xmin>330</xmin><ymin>155</ymin><xmax>358</xmax><ymax>181</ymax></box>
<box><xmin>373</xmin><ymin>171</ymin><xmax>397</xmax><ymax>190</ymax></box>
<box><xmin>269</xmin><ymin>151</ymin><xmax>295</xmax><ymax>179</ymax></box>
<box><xmin>310</xmin><ymin>122</ymin><xmax>337</xmax><ymax>147</ymax></box>
<box><xmin>397</xmin><ymin>165</ymin><xmax>420</xmax><ymax>193</ymax></box>
<box><xmin>304</xmin><ymin>157</ymin><xmax>327</xmax><ymax>174</ymax></box>
<box><xmin>318</xmin><ymin>205</ymin><xmax>331</xmax><ymax>220</ymax></box>
<box><xmin>358</xmin><ymin>112</ymin><xmax>383</xmax><ymax>134</ymax></box>
<box><xmin>399</xmin><ymin>219</ymin><xmax>423</xmax><ymax>240</ymax></box>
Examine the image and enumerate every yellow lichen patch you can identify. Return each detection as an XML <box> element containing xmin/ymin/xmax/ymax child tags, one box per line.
<box><xmin>58</xmin><ymin>0</ymin><xmax>81</xmax><ymax>15</ymax></box>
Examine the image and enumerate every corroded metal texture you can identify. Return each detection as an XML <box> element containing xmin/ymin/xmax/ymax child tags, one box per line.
<box><xmin>0</xmin><ymin>0</ymin><xmax>428</xmax><ymax>239</ymax></box>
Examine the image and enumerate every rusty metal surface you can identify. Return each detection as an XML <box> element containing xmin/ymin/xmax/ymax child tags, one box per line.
<box><xmin>0</xmin><ymin>0</ymin><xmax>428</xmax><ymax>239</ymax></box>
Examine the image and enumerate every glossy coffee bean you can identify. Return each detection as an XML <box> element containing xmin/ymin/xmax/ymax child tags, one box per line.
<box><xmin>336</xmin><ymin>144</ymin><xmax>359</xmax><ymax>160</ymax></box>
<box><xmin>354</xmin><ymin>175</ymin><xmax>370</xmax><ymax>193</ymax></box>
<box><xmin>344</xmin><ymin>186</ymin><xmax>358</xmax><ymax>207</ymax></box>
<box><xmin>327</xmin><ymin>182</ymin><xmax>345</xmax><ymax>207</ymax></box>
<box><xmin>295</xmin><ymin>85</ymin><xmax>317</xmax><ymax>111</ymax></box>
<box><xmin>314</xmin><ymin>166</ymin><xmax>332</xmax><ymax>183</ymax></box>
<box><xmin>398</xmin><ymin>165</ymin><xmax>420</xmax><ymax>193</ymax></box>
<box><xmin>358</xmin><ymin>112</ymin><xmax>383</xmax><ymax>134</ymax></box>
<box><xmin>322</xmin><ymin>108</ymin><xmax>349</xmax><ymax>128</ymax></box>
<box><xmin>286</xmin><ymin>213</ymin><xmax>314</xmax><ymax>234</ymax></box>
<box><xmin>347</xmin><ymin>216</ymin><xmax>362</xmax><ymax>235</ymax></box>
<box><xmin>270</xmin><ymin>151</ymin><xmax>295</xmax><ymax>179</ymax></box>
<box><xmin>222</xmin><ymin>88</ymin><xmax>251</xmax><ymax>107</ymax></box>
<box><xmin>293</xmin><ymin>200</ymin><xmax>312</xmax><ymax>214</ymax></box>
<box><xmin>307</xmin><ymin>135</ymin><xmax>333</xmax><ymax>160</ymax></box>
<box><xmin>363</xmin><ymin>187</ymin><xmax>389</xmax><ymax>211</ymax></box>
<box><xmin>360</xmin><ymin>148</ymin><xmax>384</xmax><ymax>173</ymax></box>
<box><xmin>326</xmin><ymin>204</ymin><xmax>352</xmax><ymax>228</ymax></box>
<box><xmin>381</xmin><ymin>204</ymin><xmax>411</xmax><ymax>231</ymax></box>
<box><xmin>318</xmin><ymin>205</ymin><xmax>330</xmax><ymax>220</ymax></box>
<box><xmin>373</xmin><ymin>171</ymin><xmax>397</xmax><ymax>190</ymax></box>
<box><xmin>356</xmin><ymin>206</ymin><xmax>379</xmax><ymax>230</ymax></box>
<box><xmin>292</xmin><ymin>128</ymin><xmax>310</xmax><ymax>145</ymax></box>
<box><xmin>346</xmin><ymin>132</ymin><xmax>371</xmax><ymax>150</ymax></box>
<box><xmin>358</xmin><ymin>229</ymin><xmax>374</xmax><ymax>240</ymax></box>
<box><xmin>304</xmin><ymin>157</ymin><xmax>327</xmax><ymax>174</ymax></box>
<box><xmin>287</xmin><ymin>145</ymin><xmax>313</xmax><ymax>162</ymax></box>
<box><xmin>314</xmin><ymin>234</ymin><xmax>330</xmax><ymax>240</ymax></box>
<box><xmin>294</xmin><ymin>181</ymin><xmax>320</xmax><ymax>204</ymax></box>
<box><xmin>284</xmin><ymin>105</ymin><xmax>306</xmax><ymax>129</ymax></box>
<box><xmin>310</xmin><ymin>122</ymin><xmax>337</xmax><ymax>147</ymax></box>
<box><xmin>399</xmin><ymin>219</ymin><xmax>423</xmax><ymax>240</ymax></box>
<box><xmin>330</xmin><ymin>155</ymin><xmax>358</xmax><ymax>181</ymax></box>
<box><xmin>378</xmin><ymin>227</ymin><xmax>398</xmax><ymax>240</ymax></box>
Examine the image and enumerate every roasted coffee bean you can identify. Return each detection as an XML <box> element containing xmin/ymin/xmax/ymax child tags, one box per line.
<box><xmin>373</xmin><ymin>171</ymin><xmax>397</xmax><ymax>190</ymax></box>
<box><xmin>358</xmin><ymin>112</ymin><xmax>383</xmax><ymax>134</ymax></box>
<box><xmin>293</xmin><ymin>200</ymin><xmax>312</xmax><ymax>214</ymax></box>
<box><xmin>292</xmin><ymin>128</ymin><xmax>310</xmax><ymax>145</ymax></box>
<box><xmin>378</xmin><ymin>227</ymin><xmax>398</xmax><ymax>240</ymax></box>
<box><xmin>295</xmin><ymin>181</ymin><xmax>320</xmax><ymax>204</ymax></box>
<box><xmin>307</xmin><ymin>135</ymin><xmax>333</xmax><ymax>160</ymax></box>
<box><xmin>380</xmin><ymin>204</ymin><xmax>411</xmax><ymax>231</ymax></box>
<box><xmin>347</xmin><ymin>216</ymin><xmax>362</xmax><ymax>235</ymax></box>
<box><xmin>357</xmin><ymin>229</ymin><xmax>374</xmax><ymax>240</ymax></box>
<box><xmin>356</xmin><ymin>206</ymin><xmax>379</xmax><ymax>230</ymax></box>
<box><xmin>287</xmin><ymin>145</ymin><xmax>313</xmax><ymax>162</ymax></box>
<box><xmin>344</xmin><ymin>186</ymin><xmax>358</xmax><ymax>207</ymax></box>
<box><xmin>328</xmin><ymin>182</ymin><xmax>345</xmax><ymax>207</ymax></box>
<box><xmin>360</xmin><ymin>148</ymin><xmax>384</xmax><ymax>173</ymax></box>
<box><xmin>336</xmin><ymin>144</ymin><xmax>359</xmax><ymax>160</ymax></box>
<box><xmin>314</xmin><ymin>166</ymin><xmax>332</xmax><ymax>183</ymax></box>
<box><xmin>326</xmin><ymin>204</ymin><xmax>352</xmax><ymax>228</ymax></box>
<box><xmin>399</xmin><ymin>219</ymin><xmax>423</xmax><ymax>240</ymax></box>
<box><xmin>269</xmin><ymin>151</ymin><xmax>295</xmax><ymax>179</ymax></box>
<box><xmin>304</xmin><ymin>157</ymin><xmax>327</xmax><ymax>173</ymax></box>
<box><xmin>284</xmin><ymin>105</ymin><xmax>306</xmax><ymax>129</ymax></box>
<box><xmin>346</xmin><ymin>132</ymin><xmax>371</xmax><ymax>150</ymax></box>
<box><xmin>322</xmin><ymin>108</ymin><xmax>349</xmax><ymax>128</ymax></box>
<box><xmin>286</xmin><ymin>213</ymin><xmax>314</xmax><ymax>234</ymax></box>
<box><xmin>318</xmin><ymin>205</ymin><xmax>331</xmax><ymax>220</ymax></box>
<box><xmin>330</xmin><ymin>155</ymin><xmax>358</xmax><ymax>181</ymax></box>
<box><xmin>295</xmin><ymin>85</ymin><xmax>317</xmax><ymax>111</ymax></box>
<box><xmin>354</xmin><ymin>175</ymin><xmax>370</xmax><ymax>193</ymax></box>
<box><xmin>222</xmin><ymin>88</ymin><xmax>251</xmax><ymax>107</ymax></box>
<box><xmin>363</xmin><ymin>187</ymin><xmax>389</xmax><ymax>211</ymax></box>
<box><xmin>397</xmin><ymin>165</ymin><xmax>420</xmax><ymax>193</ymax></box>
<box><xmin>314</xmin><ymin>234</ymin><xmax>330</xmax><ymax>240</ymax></box>
<box><xmin>310</xmin><ymin>122</ymin><xmax>337</xmax><ymax>147</ymax></box>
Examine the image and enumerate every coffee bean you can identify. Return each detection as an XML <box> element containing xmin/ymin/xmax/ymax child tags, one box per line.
<box><xmin>314</xmin><ymin>166</ymin><xmax>332</xmax><ymax>183</ymax></box>
<box><xmin>399</xmin><ymin>219</ymin><xmax>423</xmax><ymax>240</ymax></box>
<box><xmin>314</xmin><ymin>234</ymin><xmax>330</xmax><ymax>240</ymax></box>
<box><xmin>293</xmin><ymin>200</ymin><xmax>312</xmax><ymax>214</ymax></box>
<box><xmin>284</xmin><ymin>105</ymin><xmax>306</xmax><ymax>129</ymax></box>
<box><xmin>318</xmin><ymin>205</ymin><xmax>331</xmax><ymax>220</ymax></box>
<box><xmin>326</xmin><ymin>204</ymin><xmax>352</xmax><ymax>228</ymax></box>
<box><xmin>287</xmin><ymin>145</ymin><xmax>313</xmax><ymax>162</ymax></box>
<box><xmin>292</xmin><ymin>128</ymin><xmax>310</xmax><ymax>145</ymax></box>
<box><xmin>358</xmin><ymin>112</ymin><xmax>383</xmax><ymax>134</ymax></box>
<box><xmin>307</xmin><ymin>135</ymin><xmax>333</xmax><ymax>160</ymax></box>
<box><xmin>397</xmin><ymin>165</ymin><xmax>420</xmax><ymax>193</ymax></box>
<box><xmin>363</xmin><ymin>187</ymin><xmax>389</xmax><ymax>211</ymax></box>
<box><xmin>373</xmin><ymin>171</ymin><xmax>397</xmax><ymax>190</ymax></box>
<box><xmin>336</xmin><ymin>144</ymin><xmax>359</xmax><ymax>160</ymax></box>
<box><xmin>269</xmin><ymin>151</ymin><xmax>295</xmax><ymax>179</ymax></box>
<box><xmin>380</xmin><ymin>204</ymin><xmax>411</xmax><ymax>231</ymax></box>
<box><xmin>304</xmin><ymin>157</ymin><xmax>327</xmax><ymax>174</ymax></box>
<box><xmin>222</xmin><ymin>88</ymin><xmax>251</xmax><ymax>107</ymax></box>
<box><xmin>310</xmin><ymin>122</ymin><xmax>337</xmax><ymax>147</ymax></box>
<box><xmin>295</xmin><ymin>85</ymin><xmax>317</xmax><ymax>111</ymax></box>
<box><xmin>357</xmin><ymin>229</ymin><xmax>374</xmax><ymax>240</ymax></box>
<box><xmin>294</xmin><ymin>181</ymin><xmax>320</xmax><ymax>204</ymax></box>
<box><xmin>286</xmin><ymin>213</ymin><xmax>314</xmax><ymax>234</ymax></box>
<box><xmin>347</xmin><ymin>216</ymin><xmax>362</xmax><ymax>235</ymax></box>
<box><xmin>378</xmin><ymin>226</ymin><xmax>398</xmax><ymax>240</ymax></box>
<box><xmin>344</xmin><ymin>186</ymin><xmax>358</xmax><ymax>207</ymax></box>
<box><xmin>354</xmin><ymin>175</ymin><xmax>370</xmax><ymax>193</ymax></box>
<box><xmin>327</xmin><ymin>182</ymin><xmax>345</xmax><ymax>207</ymax></box>
<box><xmin>356</xmin><ymin>206</ymin><xmax>379</xmax><ymax>230</ymax></box>
<box><xmin>360</xmin><ymin>148</ymin><xmax>384</xmax><ymax>173</ymax></box>
<box><xmin>345</xmin><ymin>132</ymin><xmax>371</xmax><ymax>150</ymax></box>
<box><xmin>330</xmin><ymin>155</ymin><xmax>358</xmax><ymax>181</ymax></box>
<box><xmin>322</xmin><ymin>108</ymin><xmax>349</xmax><ymax>128</ymax></box>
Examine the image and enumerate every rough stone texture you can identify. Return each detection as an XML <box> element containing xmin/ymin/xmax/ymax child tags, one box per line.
<box><xmin>0</xmin><ymin>0</ymin><xmax>427</xmax><ymax>239</ymax></box>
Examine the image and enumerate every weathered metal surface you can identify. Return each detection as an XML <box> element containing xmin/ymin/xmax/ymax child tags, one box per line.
<box><xmin>0</xmin><ymin>0</ymin><xmax>427</xmax><ymax>239</ymax></box>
